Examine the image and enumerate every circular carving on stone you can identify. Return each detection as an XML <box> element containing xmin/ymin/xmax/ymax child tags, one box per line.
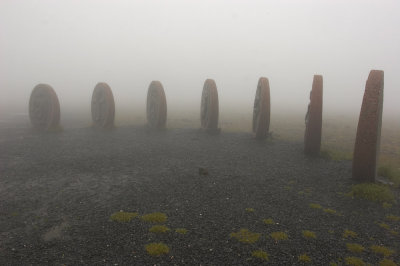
<box><xmin>252</xmin><ymin>77</ymin><xmax>270</xmax><ymax>139</ymax></box>
<box><xmin>146</xmin><ymin>81</ymin><xmax>167</xmax><ymax>129</ymax></box>
<box><xmin>200</xmin><ymin>79</ymin><xmax>219</xmax><ymax>130</ymax></box>
<box><xmin>91</xmin><ymin>82</ymin><xmax>115</xmax><ymax>128</ymax></box>
<box><xmin>29</xmin><ymin>84</ymin><xmax>60</xmax><ymax>130</ymax></box>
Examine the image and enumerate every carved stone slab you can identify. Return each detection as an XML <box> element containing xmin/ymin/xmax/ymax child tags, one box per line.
<box><xmin>352</xmin><ymin>70</ymin><xmax>384</xmax><ymax>182</ymax></box>
<box><xmin>252</xmin><ymin>77</ymin><xmax>270</xmax><ymax>139</ymax></box>
<box><xmin>200</xmin><ymin>79</ymin><xmax>219</xmax><ymax>133</ymax></box>
<box><xmin>304</xmin><ymin>75</ymin><xmax>323</xmax><ymax>155</ymax></box>
<box><xmin>91</xmin><ymin>82</ymin><xmax>115</xmax><ymax>128</ymax></box>
<box><xmin>146</xmin><ymin>81</ymin><xmax>167</xmax><ymax>129</ymax></box>
<box><xmin>29</xmin><ymin>84</ymin><xmax>60</xmax><ymax>130</ymax></box>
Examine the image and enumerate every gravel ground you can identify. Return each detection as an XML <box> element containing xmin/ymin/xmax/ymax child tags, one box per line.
<box><xmin>0</xmin><ymin>123</ymin><xmax>399</xmax><ymax>265</ymax></box>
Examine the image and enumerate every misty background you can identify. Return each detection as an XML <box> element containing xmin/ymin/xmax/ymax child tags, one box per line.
<box><xmin>0</xmin><ymin>0</ymin><xmax>399</xmax><ymax>126</ymax></box>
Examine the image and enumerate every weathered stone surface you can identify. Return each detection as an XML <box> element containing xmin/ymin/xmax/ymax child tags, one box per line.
<box><xmin>352</xmin><ymin>70</ymin><xmax>384</xmax><ymax>182</ymax></box>
<box><xmin>252</xmin><ymin>77</ymin><xmax>270</xmax><ymax>139</ymax></box>
<box><xmin>200</xmin><ymin>79</ymin><xmax>219</xmax><ymax>133</ymax></box>
<box><xmin>91</xmin><ymin>82</ymin><xmax>115</xmax><ymax>128</ymax></box>
<box><xmin>29</xmin><ymin>84</ymin><xmax>60</xmax><ymax>130</ymax></box>
<box><xmin>304</xmin><ymin>75</ymin><xmax>323</xmax><ymax>155</ymax></box>
<box><xmin>146</xmin><ymin>81</ymin><xmax>167</xmax><ymax>129</ymax></box>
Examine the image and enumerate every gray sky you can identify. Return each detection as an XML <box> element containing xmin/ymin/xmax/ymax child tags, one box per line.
<box><xmin>0</xmin><ymin>0</ymin><xmax>399</xmax><ymax>119</ymax></box>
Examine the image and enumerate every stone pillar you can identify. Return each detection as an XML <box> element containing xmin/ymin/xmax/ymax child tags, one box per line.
<box><xmin>352</xmin><ymin>70</ymin><xmax>384</xmax><ymax>182</ymax></box>
<box><xmin>304</xmin><ymin>75</ymin><xmax>323</xmax><ymax>155</ymax></box>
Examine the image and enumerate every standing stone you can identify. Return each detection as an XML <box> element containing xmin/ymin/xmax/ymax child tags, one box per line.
<box><xmin>304</xmin><ymin>75</ymin><xmax>323</xmax><ymax>155</ymax></box>
<box><xmin>352</xmin><ymin>70</ymin><xmax>384</xmax><ymax>182</ymax></box>
<box><xmin>146</xmin><ymin>81</ymin><xmax>167</xmax><ymax>129</ymax></box>
<box><xmin>91</xmin><ymin>82</ymin><xmax>115</xmax><ymax>128</ymax></box>
<box><xmin>29</xmin><ymin>84</ymin><xmax>60</xmax><ymax>131</ymax></box>
<box><xmin>200</xmin><ymin>79</ymin><xmax>219</xmax><ymax>133</ymax></box>
<box><xmin>252</xmin><ymin>77</ymin><xmax>271</xmax><ymax>140</ymax></box>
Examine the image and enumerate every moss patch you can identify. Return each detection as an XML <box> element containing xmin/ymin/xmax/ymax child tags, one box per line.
<box><xmin>343</xmin><ymin>230</ymin><xmax>357</xmax><ymax>239</ymax></box>
<box><xmin>251</xmin><ymin>250</ymin><xmax>268</xmax><ymax>261</ymax></box>
<box><xmin>245</xmin><ymin>208</ymin><xmax>255</xmax><ymax>213</ymax></box>
<box><xmin>309</xmin><ymin>203</ymin><xmax>322</xmax><ymax>209</ymax></box>
<box><xmin>345</xmin><ymin>256</ymin><xmax>365</xmax><ymax>266</ymax></box>
<box><xmin>378</xmin><ymin>222</ymin><xmax>390</xmax><ymax>230</ymax></box>
<box><xmin>348</xmin><ymin>183</ymin><xmax>395</xmax><ymax>203</ymax></box>
<box><xmin>386</xmin><ymin>215</ymin><xmax>400</xmax><ymax>222</ymax></box>
<box><xmin>378</xmin><ymin>164</ymin><xmax>400</xmax><ymax>187</ymax></box>
<box><xmin>298</xmin><ymin>253</ymin><xmax>311</xmax><ymax>263</ymax></box>
<box><xmin>145</xmin><ymin>242</ymin><xmax>169</xmax><ymax>256</ymax></box>
<box><xmin>302</xmin><ymin>230</ymin><xmax>316</xmax><ymax>239</ymax></box>
<box><xmin>383</xmin><ymin>202</ymin><xmax>393</xmax><ymax>209</ymax></box>
<box><xmin>175</xmin><ymin>228</ymin><xmax>188</xmax><ymax>234</ymax></box>
<box><xmin>141</xmin><ymin>212</ymin><xmax>167</xmax><ymax>223</ymax></box>
<box><xmin>230</xmin><ymin>229</ymin><xmax>260</xmax><ymax>244</ymax></box>
<box><xmin>270</xmin><ymin>231</ymin><xmax>288</xmax><ymax>242</ymax></box>
<box><xmin>379</xmin><ymin>258</ymin><xmax>397</xmax><ymax>266</ymax></box>
<box><xmin>110</xmin><ymin>211</ymin><xmax>138</xmax><ymax>222</ymax></box>
<box><xmin>263</xmin><ymin>218</ymin><xmax>275</xmax><ymax>225</ymax></box>
<box><xmin>346</xmin><ymin>243</ymin><xmax>365</xmax><ymax>253</ymax></box>
<box><xmin>370</xmin><ymin>245</ymin><xmax>395</xmax><ymax>257</ymax></box>
<box><xmin>149</xmin><ymin>225</ymin><xmax>170</xmax><ymax>233</ymax></box>
<box><xmin>323</xmin><ymin>208</ymin><xmax>338</xmax><ymax>215</ymax></box>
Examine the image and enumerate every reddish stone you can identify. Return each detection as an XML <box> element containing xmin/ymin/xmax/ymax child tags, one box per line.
<box><xmin>304</xmin><ymin>75</ymin><xmax>323</xmax><ymax>155</ymax></box>
<box><xmin>352</xmin><ymin>70</ymin><xmax>384</xmax><ymax>182</ymax></box>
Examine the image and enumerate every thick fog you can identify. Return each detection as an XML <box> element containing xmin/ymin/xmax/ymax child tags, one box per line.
<box><xmin>0</xmin><ymin>0</ymin><xmax>399</xmax><ymax>122</ymax></box>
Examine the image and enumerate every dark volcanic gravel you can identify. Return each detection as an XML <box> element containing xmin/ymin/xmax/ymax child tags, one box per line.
<box><xmin>0</xmin><ymin>125</ymin><xmax>399</xmax><ymax>265</ymax></box>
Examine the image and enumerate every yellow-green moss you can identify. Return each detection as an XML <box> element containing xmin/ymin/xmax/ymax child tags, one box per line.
<box><xmin>270</xmin><ymin>231</ymin><xmax>288</xmax><ymax>241</ymax></box>
<box><xmin>378</xmin><ymin>222</ymin><xmax>390</xmax><ymax>230</ymax></box>
<box><xmin>175</xmin><ymin>228</ymin><xmax>188</xmax><ymax>234</ymax></box>
<box><xmin>149</xmin><ymin>225</ymin><xmax>170</xmax><ymax>233</ymax></box>
<box><xmin>379</xmin><ymin>258</ymin><xmax>397</xmax><ymax>266</ymax></box>
<box><xmin>345</xmin><ymin>256</ymin><xmax>365</xmax><ymax>266</ymax></box>
<box><xmin>298</xmin><ymin>254</ymin><xmax>311</xmax><ymax>263</ymax></box>
<box><xmin>110</xmin><ymin>211</ymin><xmax>138</xmax><ymax>222</ymax></box>
<box><xmin>145</xmin><ymin>242</ymin><xmax>169</xmax><ymax>256</ymax></box>
<box><xmin>309</xmin><ymin>203</ymin><xmax>322</xmax><ymax>209</ymax></box>
<box><xmin>302</xmin><ymin>230</ymin><xmax>316</xmax><ymax>239</ymax></box>
<box><xmin>370</xmin><ymin>245</ymin><xmax>395</xmax><ymax>257</ymax></box>
<box><xmin>348</xmin><ymin>183</ymin><xmax>395</xmax><ymax>203</ymax></box>
<box><xmin>389</xmin><ymin>230</ymin><xmax>398</xmax><ymax>236</ymax></box>
<box><xmin>245</xmin><ymin>208</ymin><xmax>255</xmax><ymax>213</ymax></box>
<box><xmin>330</xmin><ymin>262</ymin><xmax>339</xmax><ymax>266</ymax></box>
<box><xmin>263</xmin><ymin>218</ymin><xmax>275</xmax><ymax>225</ymax></box>
<box><xmin>378</xmin><ymin>164</ymin><xmax>400</xmax><ymax>187</ymax></box>
<box><xmin>386</xmin><ymin>215</ymin><xmax>400</xmax><ymax>222</ymax></box>
<box><xmin>230</xmin><ymin>229</ymin><xmax>260</xmax><ymax>244</ymax></box>
<box><xmin>383</xmin><ymin>202</ymin><xmax>392</xmax><ymax>209</ymax></box>
<box><xmin>251</xmin><ymin>250</ymin><xmax>269</xmax><ymax>261</ymax></box>
<box><xmin>346</xmin><ymin>243</ymin><xmax>365</xmax><ymax>253</ymax></box>
<box><xmin>323</xmin><ymin>208</ymin><xmax>337</xmax><ymax>215</ymax></box>
<box><xmin>141</xmin><ymin>212</ymin><xmax>167</xmax><ymax>223</ymax></box>
<box><xmin>343</xmin><ymin>229</ymin><xmax>357</xmax><ymax>239</ymax></box>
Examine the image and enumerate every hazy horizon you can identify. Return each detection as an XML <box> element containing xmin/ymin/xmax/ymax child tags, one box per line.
<box><xmin>1</xmin><ymin>0</ymin><xmax>399</xmax><ymax>123</ymax></box>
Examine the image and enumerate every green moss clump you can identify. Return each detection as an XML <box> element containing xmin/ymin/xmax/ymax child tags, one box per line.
<box><xmin>298</xmin><ymin>254</ymin><xmax>311</xmax><ymax>263</ymax></box>
<box><xmin>386</xmin><ymin>215</ymin><xmax>400</xmax><ymax>222</ymax></box>
<box><xmin>230</xmin><ymin>229</ymin><xmax>260</xmax><ymax>244</ymax></box>
<box><xmin>302</xmin><ymin>230</ymin><xmax>316</xmax><ymax>239</ymax></box>
<box><xmin>323</xmin><ymin>208</ymin><xmax>337</xmax><ymax>215</ymax></box>
<box><xmin>382</xmin><ymin>202</ymin><xmax>392</xmax><ymax>209</ymax></box>
<box><xmin>149</xmin><ymin>225</ymin><xmax>170</xmax><ymax>233</ymax></box>
<box><xmin>379</xmin><ymin>258</ymin><xmax>397</xmax><ymax>266</ymax></box>
<box><xmin>378</xmin><ymin>222</ymin><xmax>390</xmax><ymax>230</ymax></box>
<box><xmin>251</xmin><ymin>250</ymin><xmax>268</xmax><ymax>261</ymax></box>
<box><xmin>347</xmin><ymin>183</ymin><xmax>395</xmax><ymax>203</ymax></box>
<box><xmin>370</xmin><ymin>245</ymin><xmax>395</xmax><ymax>257</ymax></box>
<box><xmin>245</xmin><ymin>208</ymin><xmax>255</xmax><ymax>212</ymax></box>
<box><xmin>270</xmin><ymin>231</ymin><xmax>288</xmax><ymax>242</ymax></box>
<box><xmin>343</xmin><ymin>230</ymin><xmax>357</xmax><ymax>239</ymax></box>
<box><xmin>346</xmin><ymin>243</ymin><xmax>365</xmax><ymax>253</ymax></box>
<box><xmin>263</xmin><ymin>218</ymin><xmax>275</xmax><ymax>225</ymax></box>
<box><xmin>309</xmin><ymin>203</ymin><xmax>322</xmax><ymax>209</ymax></box>
<box><xmin>141</xmin><ymin>212</ymin><xmax>167</xmax><ymax>223</ymax></box>
<box><xmin>110</xmin><ymin>211</ymin><xmax>138</xmax><ymax>222</ymax></box>
<box><xmin>330</xmin><ymin>262</ymin><xmax>338</xmax><ymax>266</ymax></box>
<box><xmin>345</xmin><ymin>257</ymin><xmax>365</xmax><ymax>266</ymax></box>
<box><xmin>175</xmin><ymin>228</ymin><xmax>188</xmax><ymax>234</ymax></box>
<box><xmin>145</xmin><ymin>242</ymin><xmax>169</xmax><ymax>256</ymax></box>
